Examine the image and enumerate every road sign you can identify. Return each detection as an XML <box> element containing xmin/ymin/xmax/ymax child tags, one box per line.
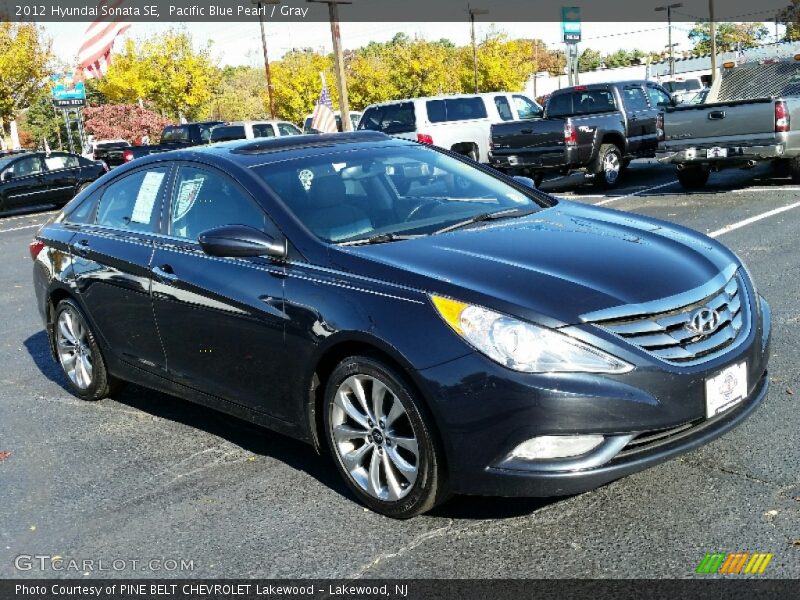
<box><xmin>51</xmin><ymin>72</ymin><xmax>86</xmax><ymax>108</ymax></box>
<box><xmin>562</xmin><ymin>6</ymin><xmax>581</xmax><ymax>44</ymax></box>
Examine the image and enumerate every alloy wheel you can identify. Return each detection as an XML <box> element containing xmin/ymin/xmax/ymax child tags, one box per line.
<box><xmin>330</xmin><ymin>374</ymin><xmax>420</xmax><ymax>501</ymax></box>
<box><xmin>603</xmin><ymin>151</ymin><xmax>620</xmax><ymax>184</ymax></box>
<box><xmin>56</xmin><ymin>307</ymin><xmax>93</xmax><ymax>390</ymax></box>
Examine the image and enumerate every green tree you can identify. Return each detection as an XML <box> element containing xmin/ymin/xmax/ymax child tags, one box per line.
<box><xmin>0</xmin><ymin>23</ymin><xmax>52</xmax><ymax>140</ymax></box>
<box><xmin>211</xmin><ymin>66</ymin><xmax>270</xmax><ymax>121</ymax></box>
<box><xmin>270</xmin><ymin>49</ymin><xmax>335</xmax><ymax>124</ymax></box>
<box><xmin>780</xmin><ymin>0</ymin><xmax>800</xmax><ymax>41</ymax></box>
<box><xmin>578</xmin><ymin>48</ymin><xmax>603</xmax><ymax>71</ymax></box>
<box><xmin>18</xmin><ymin>89</ymin><xmax>67</xmax><ymax>150</ymax></box>
<box><xmin>688</xmin><ymin>22</ymin><xmax>769</xmax><ymax>54</ymax></box>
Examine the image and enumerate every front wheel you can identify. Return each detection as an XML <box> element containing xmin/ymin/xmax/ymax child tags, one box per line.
<box><xmin>677</xmin><ymin>166</ymin><xmax>710</xmax><ymax>189</ymax></box>
<box><xmin>323</xmin><ymin>356</ymin><xmax>448</xmax><ymax>518</ymax></box>
<box><xmin>593</xmin><ymin>144</ymin><xmax>623</xmax><ymax>189</ymax></box>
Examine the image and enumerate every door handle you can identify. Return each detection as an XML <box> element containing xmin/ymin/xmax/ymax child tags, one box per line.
<box><xmin>520</xmin><ymin>129</ymin><xmax>533</xmax><ymax>135</ymax></box>
<box><xmin>72</xmin><ymin>239</ymin><xmax>90</xmax><ymax>256</ymax></box>
<box><xmin>152</xmin><ymin>265</ymin><xmax>179</xmax><ymax>284</ymax></box>
<box><xmin>708</xmin><ymin>110</ymin><xmax>726</xmax><ymax>120</ymax></box>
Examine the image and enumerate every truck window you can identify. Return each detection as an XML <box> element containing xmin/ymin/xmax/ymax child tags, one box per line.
<box><xmin>646</xmin><ymin>85</ymin><xmax>673</xmax><ymax>108</ymax></box>
<box><xmin>512</xmin><ymin>95</ymin><xmax>543</xmax><ymax>119</ymax></box>
<box><xmin>546</xmin><ymin>93</ymin><xmax>573</xmax><ymax>117</ymax></box>
<box><xmin>161</xmin><ymin>126</ymin><xmax>191</xmax><ymax>143</ymax></box>
<box><xmin>252</xmin><ymin>124</ymin><xmax>277</xmax><ymax>138</ymax></box>
<box><xmin>494</xmin><ymin>96</ymin><xmax>514</xmax><ymax>121</ymax></box>
<box><xmin>358</xmin><ymin>103</ymin><xmax>416</xmax><ymax>134</ymax></box>
<box><xmin>210</xmin><ymin>126</ymin><xmax>246</xmax><ymax>143</ymax></box>
<box><xmin>622</xmin><ymin>86</ymin><xmax>649</xmax><ymax>111</ymax></box>
<box><xmin>427</xmin><ymin>98</ymin><xmax>488</xmax><ymax>123</ymax></box>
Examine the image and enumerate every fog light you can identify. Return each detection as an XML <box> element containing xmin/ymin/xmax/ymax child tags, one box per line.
<box><xmin>511</xmin><ymin>435</ymin><xmax>604</xmax><ymax>460</ymax></box>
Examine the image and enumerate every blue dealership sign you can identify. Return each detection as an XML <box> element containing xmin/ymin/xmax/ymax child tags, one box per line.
<box><xmin>51</xmin><ymin>72</ymin><xmax>86</xmax><ymax>107</ymax></box>
<box><xmin>562</xmin><ymin>6</ymin><xmax>581</xmax><ymax>43</ymax></box>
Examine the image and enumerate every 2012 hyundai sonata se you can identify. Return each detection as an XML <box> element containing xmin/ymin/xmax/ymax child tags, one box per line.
<box><xmin>31</xmin><ymin>132</ymin><xmax>770</xmax><ymax>518</ymax></box>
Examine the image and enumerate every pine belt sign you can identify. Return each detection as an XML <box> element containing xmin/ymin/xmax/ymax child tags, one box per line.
<box><xmin>52</xmin><ymin>72</ymin><xmax>86</xmax><ymax>108</ymax></box>
<box><xmin>562</xmin><ymin>6</ymin><xmax>581</xmax><ymax>43</ymax></box>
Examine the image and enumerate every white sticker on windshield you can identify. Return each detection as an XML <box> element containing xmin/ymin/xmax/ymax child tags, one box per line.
<box><xmin>173</xmin><ymin>176</ymin><xmax>205</xmax><ymax>222</ymax></box>
<box><xmin>130</xmin><ymin>171</ymin><xmax>165</xmax><ymax>224</ymax></box>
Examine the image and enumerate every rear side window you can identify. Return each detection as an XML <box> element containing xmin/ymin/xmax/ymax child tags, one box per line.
<box><xmin>358</xmin><ymin>103</ymin><xmax>416</xmax><ymax>134</ymax></box>
<box><xmin>622</xmin><ymin>86</ymin><xmax>649</xmax><ymax>111</ymax></box>
<box><xmin>546</xmin><ymin>93</ymin><xmax>573</xmax><ymax>117</ymax></box>
<box><xmin>44</xmin><ymin>154</ymin><xmax>79</xmax><ymax>170</ymax></box>
<box><xmin>95</xmin><ymin>167</ymin><xmax>169</xmax><ymax>232</ymax></box>
<box><xmin>426</xmin><ymin>97</ymin><xmax>488</xmax><ymax>123</ymax></box>
<box><xmin>252</xmin><ymin>124</ymin><xmax>277</xmax><ymax>138</ymax></box>
<box><xmin>210</xmin><ymin>126</ymin><xmax>246</xmax><ymax>143</ymax></box>
<box><xmin>277</xmin><ymin>123</ymin><xmax>301</xmax><ymax>136</ymax></box>
<box><xmin>494</xmin><ymin>96</ymin><xmax>513</xmax><ymax>121</ymax></box>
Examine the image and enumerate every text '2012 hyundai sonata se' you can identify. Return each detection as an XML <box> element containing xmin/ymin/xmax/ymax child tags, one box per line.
<box><xmin>31</xmin><ymin>132</ymin><xmax>770</xmax><ymax>518</ymax></box>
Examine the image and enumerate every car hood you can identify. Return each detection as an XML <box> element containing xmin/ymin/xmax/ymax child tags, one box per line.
<box><xmin>337</xmin><ymin>201</ymin><xmax>738</xmax><ymax>327</ymax></box>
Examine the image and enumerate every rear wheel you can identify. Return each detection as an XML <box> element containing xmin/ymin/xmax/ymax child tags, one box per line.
<box><xmin>323</xmin><ymin>356</ymin><xmax>448</xmax><ymax>518</ymax></box>
<box><xmin>677</xmin><ymin>166</ymin><xmax>710</xmax><ymax>189</ymax></box>
<box><xmin>593</xmin><ymin>144</ymin><xmax>623</xmax><ymax>189</ymax></box>
<box><xmin>53</xmin><ymin>298</ymin><xmax>122</xmax><ymax>401</ymax></box>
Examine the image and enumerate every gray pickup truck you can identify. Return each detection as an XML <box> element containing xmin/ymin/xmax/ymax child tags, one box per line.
<box><xmin>659</xmin><ymin>57</ymin><xmax>800</xmax><ymax>188</ymax></box>
<box><xmin>489</xmin><ymin>80</ymin><xmax>674</xmax><ymax>188</ymax></box>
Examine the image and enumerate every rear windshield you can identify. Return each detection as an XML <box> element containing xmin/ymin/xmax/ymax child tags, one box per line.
<box><xmin>426</xmin><ymin>97</ymin><xmax>488</xmax><ymax>123</ymax></box>
<box><xmin>161</xmin><ymin>126</ymin><xmax>191</xmax><ymax>143</ymax></box>
<box><xmin>663</xmin><ymin>80</ymin><xmax>702</xmax><ymax>93</ymax></box>
<box><xmin>358</xmin><ymin>102</ymin><xmax>417</xmax><ymax>134</ymax></box>
<box><xmin>546</xmin><ymin>89</ymin><xmax>617</xmax><ymax>117</ymax></box>
<box><xmin>210</xmin><ymin>126</ymin><xmax>246</xmax><ymax>142</ymax></box>
<box><xmin>96</xmin><ymin>141</ymin><xmax>129</xmax><ymax>149</ymax></box>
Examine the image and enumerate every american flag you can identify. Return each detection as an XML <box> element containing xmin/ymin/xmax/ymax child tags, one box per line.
<box><xmin>310</xmin><ymin>81</ymin><xmax>338</xmax><ymax>133</ymax></box>
<box><xmin>77</xmin><ymin>0</ymin><xmax>131</xmax><ymax>79</ymax></box>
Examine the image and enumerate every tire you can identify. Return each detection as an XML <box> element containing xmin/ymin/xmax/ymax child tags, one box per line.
<box><xmin>593</xmin><ymin>144</ymin><xmax>623</xmax><ymax>189</ymax></box>
<box><xmin>52</xmin><ymin>298</ymin><xmax>123</xmax><ymax>401</ymax></box>
<box><xmin>677</xmin><ymin>166</ymin><xmax>710</xmax><ymax>189</ymax></box>
<box><xmin>790</xmin><ymin>157</ymin><xmax>800</xmax><ymax>184</ymax></box>
<box><xmin>323</xmin><ymin>356</ymin><xmax>449</xmax><ymax>518</ymax></box>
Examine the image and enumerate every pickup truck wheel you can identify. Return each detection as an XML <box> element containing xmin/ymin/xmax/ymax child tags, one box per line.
<box><xmin>593</xmin><ymin>144</ymin><xmax>623</xmax><ymax>189</ymax></box>
<box><xmin>677</xmin><ymin>166</ymin><xmax>710</xmax><ymax>189</ymax></box>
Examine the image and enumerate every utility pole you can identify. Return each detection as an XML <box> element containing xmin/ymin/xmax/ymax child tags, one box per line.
<box><xmin>709</xmin><ymin>0</ymin><xmax>717</xmax><ymax>83</ymax></box>
<box><xmin>469</xmin><ymin>6</ymin><xmax>489</xmax><ymax>94</ymax></box>
<box><xmin>655</xmin><ymin>3</ymin><xmax>682</xmax><ymax>79</ymax></box>
<box><xmin>252</xmin><ymin>0</ymin><xmax>280</xmax><ymax>119</ymax></box>
<box><xmin>308</xmin><ymin>0</ymin><xmax>352</xmax><ymax>130</ymax></box>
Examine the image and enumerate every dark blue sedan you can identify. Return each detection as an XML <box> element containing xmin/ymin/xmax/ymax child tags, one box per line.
<box><xmin>30</xmin><ymin>132</ymin><xmax>770</xmax><ymax>518</ymax></box>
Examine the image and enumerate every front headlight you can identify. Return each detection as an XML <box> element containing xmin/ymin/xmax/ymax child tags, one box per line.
<box><xmin>431</xmin><ymin>295</ymin><xmax>633</xmax><ymax>374</ymax></box>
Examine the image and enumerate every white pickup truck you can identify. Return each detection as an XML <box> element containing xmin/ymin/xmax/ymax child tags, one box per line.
<box><xmin>658</xmin><ymin>57</ymin><xmax>800</xmax><ymax>188</ymax></box>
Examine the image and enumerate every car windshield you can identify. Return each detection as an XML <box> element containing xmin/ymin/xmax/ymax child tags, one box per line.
<box><xmin>0</xmin><ymin>156</ymin><xmax>18</xmax><ymax>171</ymax></box>
<box><xmin>253</xmin><ymin>145</ymin><xmax>545</xmax><ymax>244</ymax></box>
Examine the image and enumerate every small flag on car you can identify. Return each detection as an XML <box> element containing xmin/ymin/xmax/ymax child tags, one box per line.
<box><xmin>310</xmin><ymin>74</ymin><xmax>338</xmax><ymax>134</ymax></box>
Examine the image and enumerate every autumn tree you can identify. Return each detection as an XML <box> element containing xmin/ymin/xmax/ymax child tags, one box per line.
<box><xmin>212</xmin><ymin>66</ymin><xmax>270</xmax><ymax>121</ymax></box>
<box><xmin>0</xmin><ymin>23</ymin><xmax>52</xmax><ymax>139</ymax></box>
<box><xmin>18</xmin><ymin>88</ymin><xmax>66</xmax><ymax>150</ymax></box>
<box><xmin>83</xmin><ymin>104</ymin><xmax>171</xmax><ymax>143</ymax></box>
<box><xmin>270</xmin><ymin>49</ymin><xmax>336</xmax><ymax>124</ymax></box>
<box><xmin>98</xmin><ymin>29</ymin><xmax>218</xmax><ymax>120</ymax></box>
<box><xmin>688</xmin><ymin>22</ymin><xmax>769</xmax><ymax>54</ymax></box>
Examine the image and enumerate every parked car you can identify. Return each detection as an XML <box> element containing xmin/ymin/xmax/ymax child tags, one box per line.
<box><xmin>209</xmin><ymin>120</ymin><xmax>303</xmax><ymax>143</ymax></box>
<box><xmin>303</xmin><ymin>111</ymin><xmax>363</xmax><ymax>134</ymax></box>
<box><xmin>358</xmin><ymin>92</ymin><xmax>543</xmax><ymax>163</ymax></box>
<box><xmin>31</xmin><ymin>132</ymin><xmax>770</xmax><ymax>518</ymax></box>
<box><xmin>659</xmin><ymin>57</ymin><xmax>800</xmax><ymax>188</ymax></box>
<box><xmin>90</xmin><ymin>139</ymin><xmax>131</xmax><ymax>168</ymax></box>
<box><xmin>489</xmin><ymin>80</ymin><xmax>674</xmax><ymax>188</ymax></box>
<box><xmin>121</xmin><ymin>121</ymin><xmax>223</xmax><ymax>163</ymax></box>
<box><xmin>0</xmin><ymin>151</ymin><xmax>107</xmax><ymax>213</ymax></box>
<box><xmin>661</xmin><ymin>77</ymin><xmax>705</xmax><ymax>105</ymax></box>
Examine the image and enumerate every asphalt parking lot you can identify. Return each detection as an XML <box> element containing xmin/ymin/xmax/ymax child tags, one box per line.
<box><xmin>1</xmin><ymin>161</ymin><xmax>798</xmax><ymax>579</ymax></box>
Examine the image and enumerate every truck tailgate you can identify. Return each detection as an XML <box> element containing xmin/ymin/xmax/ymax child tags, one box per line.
<box><xmin>491</xmin><ymin>118</ymin><xmax>565</xmax><ymax>166</ymax></box>
<box><xmin>663</xmin><ymin>98</ymin><xmax>776</xmax><ymax>149</ymax></box>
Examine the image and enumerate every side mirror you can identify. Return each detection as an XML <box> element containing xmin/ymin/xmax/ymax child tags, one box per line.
<box><xmin>512</xmin><ymin>175</ymin><xmax>537</xmax><ymax>189</ymax></box>
<box><xmin>1</xmin><ymin>171</ymin><xmax>13</xmax><ymax>182</ymax></box>
<box><xmin>198</xmin><ymin>225</ymin><xmax>287</xmax><ymax>259</ymax></box>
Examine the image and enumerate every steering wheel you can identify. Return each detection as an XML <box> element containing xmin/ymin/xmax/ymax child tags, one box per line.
<box><xmin>405</xmin><ymin>199</ymin><xmax>444</xmax><ymax>222</ymax></box>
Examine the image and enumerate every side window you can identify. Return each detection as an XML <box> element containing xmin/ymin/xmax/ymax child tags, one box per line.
<box><xmin>359</xmin><ymin>103</ymin><xmax>416</xmax><ymax>134</ymax></box>
<box><xmin>198</xmin><ymin>125</ymin><xmax>213</xmax><ymax>143</ymax></box>
<box><xmin>512</xmin><ymin>95</ymin><xmax>543</xmax><ymax>119</ymax></box>
<box><xmin>169</xmin><ymin>166</ymin><xmax>270</xmax><ymax>241</ymax></box>
<box><xmin>44</xmin><ymin>154</ymin><xmax>78</xmax><ymax>170</ymax></box>
<box><xmin>95</xmin><ymin>167</ymin><xmax>169</xmax><ymax>232</ymax></box>
<box><xmin>13</xmin><ymin>156</ymin><xmax>44</xmax><ymax>177</ymax></box>
<box><xmin>277</xmin><ymin>122</ymin><xmax>301</xmax><ymax>136</ymax></box>
<box><xmin>494</xmin><ymin>96</ymin><xmax>513</xmax><ymax>121</ymax></box>
<box><xmin>623</xmin><ymin>86</ymin><xmax>649</xmax><ymax>111</ymax></box>
<box><xmin>252</xmin><ymin>124</ymin><xmax>277</xmax><ymax>138</ymax></box>
<box><xmin>647</xmin><ymin>85</ymin><xmax>674</xmax><ymax>108</ymax></box>
<box><xmin>546</xmin><ymin>93</ymin><xmax>573</xmax><ymax>117</ymax></box>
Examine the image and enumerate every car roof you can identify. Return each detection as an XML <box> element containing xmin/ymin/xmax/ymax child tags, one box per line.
<box><xmin>219</xmin><ymin>120</ymin><xmax>292</xmax><ymax>126</ymax></box>
<box><xmin>364</xmin><ymin>91</ymin><xmax>531</xmax><ymax>109</ymax></box>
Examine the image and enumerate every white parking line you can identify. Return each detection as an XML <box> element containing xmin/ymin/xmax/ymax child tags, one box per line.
<box><xmin>0</xmin><ymin>210</ymin><xmax>57</xmax><ymax>222</ymax></box>
<box><xmin>709</xmin><ymin>200</ymin><xmax>800</xmax><ymax>238</ymax></box>
<box><xmin>594</xmin><ymin>180</ymin><xmax>679</xmax><ymax>206</ymax></box>
<box><xmin>732</xmin><ymin>186</ymin><xmax>800</xmax><ymax>193</ymax></box>
<box><xmin>0</xmin><ymin>224</ymin><xmax>42</xmax><ymax>234</ymax></box>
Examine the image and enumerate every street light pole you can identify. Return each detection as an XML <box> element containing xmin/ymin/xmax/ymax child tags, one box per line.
<box><xmin>468</xmin><ymin>6</ymin><xmax>488</xmax><ymax>94</ymax></box>
<box><xmin>655</xmin><ymin>3</ymin><xmax>682</xmax><ymax>79</ymax></box>
<box><xmin>252</xmin><ymin>0</ymin><xmax>280</xmax><ymax>119</ymax></box>
<box><xmin>709</xmin><ymin>0</ymin><xmax>717</xmax><ymax>83</ymax></box>
<box><xmin>308</xmin><ymin>0</ymin><xmax>353</xmax><ymax>131</ymax></box>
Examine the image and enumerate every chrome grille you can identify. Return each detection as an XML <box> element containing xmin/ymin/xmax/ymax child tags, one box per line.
<box><xmin>581</xmin><ymin>266</ymin><xmax>750</xmax><ymax>365</ymax></box>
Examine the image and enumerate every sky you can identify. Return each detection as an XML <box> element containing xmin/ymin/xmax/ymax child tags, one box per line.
<box><xmin>40</xmin><ymin>20</ymin><xmax>732</xmax><ymax>69</ymax></box>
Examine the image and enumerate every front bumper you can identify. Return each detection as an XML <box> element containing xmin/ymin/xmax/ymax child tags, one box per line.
<box><xmin>416</xmin><ymin>295</ymin><xmax>771</xmax><ymax>497</ymax></box>
<box><xmin>658</xmin><ymin>143</ymin><xmax>784</xmax><ymax>165</ymax></box>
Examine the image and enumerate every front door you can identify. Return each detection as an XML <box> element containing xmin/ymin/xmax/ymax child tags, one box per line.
<box><xmin>150</xmin><ymin>164</ymin><xmax>290</xmax><ymax>419</ymax></box>
<box><xmin>1</xmin><ymin>155</ymin><xmax>49</xmax><ymax>211</ymax></box>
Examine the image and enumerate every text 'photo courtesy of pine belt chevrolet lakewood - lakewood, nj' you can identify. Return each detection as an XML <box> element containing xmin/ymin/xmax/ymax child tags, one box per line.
<box><xmin>31</xmin><ymin>132</ymin><xmax>770</xmax><ymax>518</ymax></box>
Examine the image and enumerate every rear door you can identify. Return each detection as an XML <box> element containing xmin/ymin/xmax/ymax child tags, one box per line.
<box><xmin>150</xmin><ymin>163</ymin><xmax>290</xmax><ymax>419</ymax></box>
<box><xmin>620</xmin><ymin>84</ymin><xmax>651</xmax><ymax>155</ymax></box>
<box><xmin>71</xmin><ymin>164</ymin><xmax>171</xmax><ymax>373</ymax></box>
<box><xmin>1</xmin><ymin>154</ymin><xmax>49</xmax><ymax>210</ymax></box>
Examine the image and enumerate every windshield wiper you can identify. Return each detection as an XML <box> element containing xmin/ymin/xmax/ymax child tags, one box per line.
<box><xmin>433</xmin><ymin>207</ymin><xmax>538</xmax><ymax>235</ymax></box>
<box><xmin>339</xmin><ymin>233</ymin><xmax>421</xmax><ymax>246</ymax></box>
